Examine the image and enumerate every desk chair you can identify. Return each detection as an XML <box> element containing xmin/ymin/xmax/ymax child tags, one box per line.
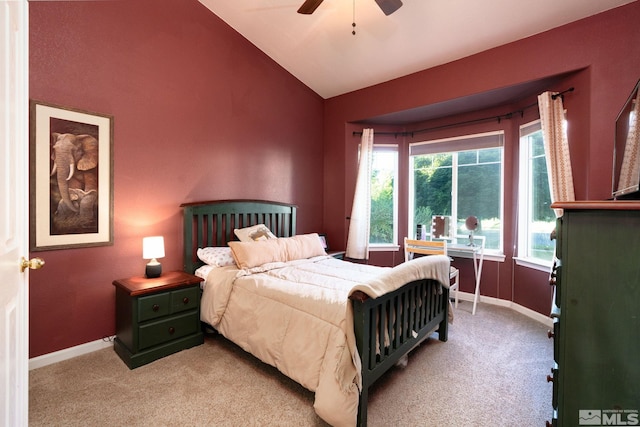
<box><xmin>404</xmin><ymin>237</ymin><xmax>460</xmax><ymax>307</ymax></box>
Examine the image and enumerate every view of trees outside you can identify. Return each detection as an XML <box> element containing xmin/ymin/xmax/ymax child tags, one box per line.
<box><xmin>411</xmin><ymin>147</ymin><xmax>503</xmax><ymax>250</ymax></box>
<box><xmin>370</xmin><ymin>150</ymin><xmax>396</xmax><ymax>244</ymax></box>
<box><xmin>526</xmin><ymin>130</ymin><xmax>555</xmax><ymax>261</ymax></box>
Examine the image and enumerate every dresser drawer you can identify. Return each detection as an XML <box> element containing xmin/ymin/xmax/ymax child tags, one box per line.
<box><xmin>138</xmin><ymin>293</ymin><xmax>171</xmax><ymax>321</ymax></box>
<box><xmin>550</xmin><ymin>363</ymin><xmax>559</xmax><ymax>409</ymax></box>
<box><xmin>552</xmin><ymin>318</ymin><xmax>559</xmax><ymax>363</ymax></box>
<box><xmin>138</xmin><ymin>310</ymin><xmax>199</xmax><ymax>350</ymax></box>
<box><xmin>551</xmin><ymin>260</ymin><xmax>561</xmax><ymax>307</ymax></box>
<box><xmin>554</xmin><ymin>217</ymin><xmax>563</xmax><ymax>260</ymax></box>
<box><xmin>171</xmin><ymin>286</ymin><xmax>199</xmax><ymax>314</ymax></box>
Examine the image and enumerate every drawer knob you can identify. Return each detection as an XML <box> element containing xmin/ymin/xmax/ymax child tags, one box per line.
<box><xmin>168</xmin><ymin>327</ymin><xmax>175</xmax><ymax>335</ymax></box>
<box><xmin>547</xmin><ymin>330</ymin><xmax>554</xmax><ymax>339</ymax></box>
<box><xmin>152</xmin><ymin>304</ymin><xmax>160</xmax><ymax>312</ymax></box>
<box><xmin>546</xmin><ymin>422</ymin><xmax>553</xmax><ymax>427</ymax></box>
<box><xmin>546</xmin><ymin>374</ymin><xmax>554</xmax><ymax>383</ymax></box>
<box><xmin>182</xmin><ymin>297</ymin><xmax>190</xmax><ymax>304</ymax></box>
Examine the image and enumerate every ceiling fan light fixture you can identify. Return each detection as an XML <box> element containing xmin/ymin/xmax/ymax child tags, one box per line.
<box><xmin>375</xmin><ymin>0</ymin><xmax>403</xmax><ymax>16</ymax></box>
<box><xmin>297</xmin><ymin>0</ymin><xmax>325</xmax><ymax>14</ymax></box>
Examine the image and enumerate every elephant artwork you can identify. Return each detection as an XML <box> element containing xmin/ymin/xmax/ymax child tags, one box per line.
<box><xmin>49</xmin><ymin>132</ymin><xmax>99</xmax><ymax>235</ymax></box>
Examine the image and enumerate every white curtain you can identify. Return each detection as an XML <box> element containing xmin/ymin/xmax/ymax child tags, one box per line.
<box><xmin>617</xmin><ymin>90</ymin><xmax>640</xmax><ymax>194</ymax></box>
<box><xmin>538</xmin><ymin>92</ymin><xmax>575</xmax><ymax>217</ymax></box>
<box><xmin>346</xmin><ymin>129</ymin><xmax>374</xmax><ymax>260</ymax></box>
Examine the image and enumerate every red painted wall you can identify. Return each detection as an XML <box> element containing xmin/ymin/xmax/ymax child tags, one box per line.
<box><xmin>323</xmin><ymin>2</ymin><xmax>640</xmax><ymax>314</ymax></box>
<box><xmin>28</xmin><ymin>0</ymin><xmax>324</xmax><ymax>357</ymax></box>
<box><xmin>28</xmin><ymin>0</ymin><xmax>640</xmax><ymax>357</ymax></box>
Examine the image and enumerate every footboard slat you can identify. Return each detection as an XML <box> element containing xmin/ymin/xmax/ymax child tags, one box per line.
<box><xmin>377</xmin><ymin>301</ymin><xmax>389</xmax><ymax>362</ymax></box>
<box><xmin>368</xmin><ymin>307</ymin><xmax>376</xmax><ymax>370</ymax></box>
<box><xmin>351</xmin><ymin>279</ymin><xmax>448</xmax><ymax>427</ymax></box>
<box><xmin>393</xmin><ymin>295</ymin><xmax>401</xmax><ymax>349</ymax></box>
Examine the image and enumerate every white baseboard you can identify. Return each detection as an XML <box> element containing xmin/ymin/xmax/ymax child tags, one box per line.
<box><xmin>455</xmin><ymin>291</ymin><xmax>553</xmax><ymax>328</ymax></box>
<box><xmin>29</xmin><ymin>336</ymin><xmax>115</xmax><ymax>371</ymax></box>
<box><xmin>29</xmin><ymin>293</ymin><xmax>552</xmax><ymax>370</ymax></box>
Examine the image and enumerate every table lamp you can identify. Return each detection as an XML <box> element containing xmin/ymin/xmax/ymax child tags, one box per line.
<box><xmin>143</xmin><ymin>236</ymin><xmax>165</xmax><ymax>278</ymax></box>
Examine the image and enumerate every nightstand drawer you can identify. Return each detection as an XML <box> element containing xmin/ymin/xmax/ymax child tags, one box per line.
<box><xmin>138</xmin><ymin>293</ymin><xmax>171</xmax><ymax>322</ymax></box>
<box><xmin>171</xmin><ymin>287</ymin><xmax>199</xmax><ymax>313</ymax></box>
<box><xmin>138</xmin><ymin>310</ymin><xmax>199</xmax><ymax>350</ymax></box>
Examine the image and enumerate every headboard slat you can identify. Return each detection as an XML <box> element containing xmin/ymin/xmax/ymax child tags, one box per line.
<box><xmin>181</xmin><ymin>200</ymin><xmax>297</xmax><ymax>274</ymax></box>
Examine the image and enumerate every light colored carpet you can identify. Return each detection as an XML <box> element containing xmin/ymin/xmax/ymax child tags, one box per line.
<box><xmin>29</xmin><ymin>301</ymin><xmax>553</xmax><ymax>426</ymax></box>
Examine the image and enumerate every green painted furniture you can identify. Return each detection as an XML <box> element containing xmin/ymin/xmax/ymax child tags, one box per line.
<box><xmin>328</xmin><ymin>250</ymin><xmax>346</xmax><ymax>259</ymax></box>
<box><xmin>113</xmin><ymin>270</ymin><xmax>204</xmax><ymax>369</ymax></box>
<box><xmin>181</xmin><ymin>200</ymin><xmax>449</xmax><ymax>427</ymax></box>
<box><xmin>548</xmin><ymin>201</ymin><xmax>640</xmax><ymax>426</ymax></box>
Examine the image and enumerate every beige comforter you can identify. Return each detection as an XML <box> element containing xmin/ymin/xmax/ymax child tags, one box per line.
<box><xmin>200</xmin><ymin>254</ymin><xmax>450</xmax><ymax>426</ymax></box>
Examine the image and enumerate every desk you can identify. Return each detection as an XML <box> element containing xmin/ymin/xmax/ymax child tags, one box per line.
<box><xmin>448</xmin><ymin>236</ymin><xmax>485</xmax><ymax>315</ymax></box>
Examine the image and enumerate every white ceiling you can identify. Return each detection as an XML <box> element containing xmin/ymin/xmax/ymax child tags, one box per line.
<box><xmin>200</xmin><ymin>0</ymin><xmax>634</xmax><ymax>99</ymax></box>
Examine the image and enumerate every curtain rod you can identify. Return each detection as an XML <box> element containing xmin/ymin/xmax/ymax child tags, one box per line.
<box><xmin>552</xmin><ymin>87</ymin><xmax>574</xmax><ymax>100</ymax></box>
<box><xmin>353</xmin><ymin>87</ymin><xmax>575</xmax><ymax>138</ymax></box>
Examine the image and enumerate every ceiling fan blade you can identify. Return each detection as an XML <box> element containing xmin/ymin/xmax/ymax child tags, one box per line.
<box><xmin>297</xmin><ymin>0</ymin><xmax>324</xmax><ymax>14</ymax></box>
<box><xmin>375</xmin><ymin>0</ymin><xmax>403</xmax><ymax>16</ymax></box>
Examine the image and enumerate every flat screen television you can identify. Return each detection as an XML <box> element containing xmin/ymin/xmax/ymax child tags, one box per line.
<box><xmin>612</xmin><ymin>79</ymin><xmax>640</xmax><ymax>200</ymax></box>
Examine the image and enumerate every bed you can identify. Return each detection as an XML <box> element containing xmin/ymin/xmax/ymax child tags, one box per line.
<box><xmin>181</xmin><ymin>200</ymin><xmax>450</xmax><ymax>426</ymax></box>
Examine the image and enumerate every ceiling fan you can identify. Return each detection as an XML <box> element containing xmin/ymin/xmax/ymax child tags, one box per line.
<box><xmin>297</xmin><ymin>0</ymin><xmax>403</xmax><ymax>16</ymax></box>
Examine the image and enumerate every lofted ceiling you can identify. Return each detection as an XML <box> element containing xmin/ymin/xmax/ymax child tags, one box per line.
<box><xmin>199</xmin><ymin>0</ymin><xmax>634</xmax><ymax>101</ymax></box>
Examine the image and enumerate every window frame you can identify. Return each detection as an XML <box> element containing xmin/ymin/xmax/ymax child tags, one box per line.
<box><xmin>408</xmin><ymin>131</ymin><xmax>505</xmax><ymax>255</ymax></box>
<box><xmin>516</xmin><ymin>119</ymin><xmax>554</xmax><ymax>269</ymax></box>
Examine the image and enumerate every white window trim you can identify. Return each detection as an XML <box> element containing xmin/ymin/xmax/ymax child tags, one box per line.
<box><xmin>514</xmin><ymin>256</ymin><xmax>553</xmax><ymax>272</ymax></box>
<box><xmin>408</xmin><ymin>131</ymin><xmax>505</xmax><ymax>253</ymax></box>
<box><xmin>369</xmin><ymin>244</ymin><xmax>400</xmax><ymax>251</ymax></box>
<box><xmin>517</xmin><ymin>119</ymin><xmax>554</xmax><ymax>265</ymax></box>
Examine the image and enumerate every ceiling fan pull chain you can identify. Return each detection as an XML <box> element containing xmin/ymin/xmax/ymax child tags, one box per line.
<box><xmin>352</xmin><ymin>0</ymin><xmax>356</xmax><ymax>35</ymax></box>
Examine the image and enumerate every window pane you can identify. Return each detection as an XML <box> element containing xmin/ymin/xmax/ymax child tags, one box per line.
<box><xmin>458</xmin><ymin>150</ymin><xmax>477</xmax><ymax>165</ymax></box>
<box><xmin>412</xmin><ymin>154</ymin><xmax>452</xmax><ymax>231</ymax></box>
<box><xmin>520</xmin><ymin>127</ymin><xmax>555</xmax><ymax>262</ymax></box>
<box><xmin>370</xmin><ymin>149</ymin><xmax>397</xmax><ymax>244</ymax></box>
<box><xmin>457</xmin><ymin>155</ymin><xmax>502</xmax><ymax>249</ymax></box>
<box><xmin>478</xmin><ymin>147</ymin><xmax>502</xmax><ymax>163</ymax></box>
<box><xmin>410</xmin><ymin>140</ymin><xmax>503</xmax><ymax>251</ymax></box>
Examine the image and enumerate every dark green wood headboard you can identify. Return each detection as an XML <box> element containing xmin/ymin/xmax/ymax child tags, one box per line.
<box><xmin>180</xmin><ymin>200</ymin><xmax>297</xmax><ymax>274</ymax></box>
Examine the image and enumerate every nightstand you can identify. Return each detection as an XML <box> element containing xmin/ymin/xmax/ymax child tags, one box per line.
<box><xmin>328</xmin><ymin>250</ymin><xmax>345</xmax><ymax>259</ymax></box>
<box><xmin>113</xmin><ymin>270</ymin><xmax>204</xmax><ymax>369</ymax></box>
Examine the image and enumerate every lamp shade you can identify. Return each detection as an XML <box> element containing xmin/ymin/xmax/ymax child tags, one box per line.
<box><xmin>142</xmin><ymin>236</ymin><xmax>165</xmax><ymax>260</ymax></box>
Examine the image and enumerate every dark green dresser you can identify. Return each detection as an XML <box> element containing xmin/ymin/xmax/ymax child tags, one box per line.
<box><xmin>113</xmin><ymin>270</ymin><xmax>204</xmax><ymax>369</ymax></box>
<box><xmin>548</xmin><ymin>201</ymin><xmax>640</xmax><ymax>426</ymax></box>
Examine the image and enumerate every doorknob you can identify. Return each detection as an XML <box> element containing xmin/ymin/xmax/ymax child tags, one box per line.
<box><xmin>21</xmin><ymin>257</ymin><xmax>45</xmax><ymax>273</ymax></box>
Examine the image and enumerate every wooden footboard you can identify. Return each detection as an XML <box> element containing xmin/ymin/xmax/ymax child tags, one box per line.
<box><xmin>182</xmin><ymin>200</ymin><xmax>449</xmax><ymax>426</ymax></box>
<box><xmin>350</xmin><ymin>279</ymin><xmax>449</xmax><ymax>427</ymax></box>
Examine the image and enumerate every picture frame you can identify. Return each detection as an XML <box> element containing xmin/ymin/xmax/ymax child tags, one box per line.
<box><xmin>30</xmin><ymin>100</ymin><xmax>114</xmax><ymax>251</ymax></box>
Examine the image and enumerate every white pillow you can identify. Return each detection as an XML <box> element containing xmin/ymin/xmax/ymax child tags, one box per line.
<box><xmin>194</xmin><ymin>265</ymin><xmax>215</xmax><ymax>283</ymax></box>
<box><xmin>197</xmin><ymin>247</ymin><xmax>236</xmax><ymax>267</ymax></box>
<box><xmin>234</xmin><ymin>224</ymin><xmax>277</xmax><ymax>242</ymax></box>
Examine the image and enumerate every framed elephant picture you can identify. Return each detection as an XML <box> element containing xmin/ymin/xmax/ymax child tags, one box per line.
<box><xmin>30</xmin><ymin>101</ymin><xmax>114</xmax><ymax>251</ymax></box>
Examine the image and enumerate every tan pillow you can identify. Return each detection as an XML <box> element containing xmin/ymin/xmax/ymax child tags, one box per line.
<box><xmin>228</xmin><ymin>233</ymin><xmax>326</xmax><ymax>269</ymax></box>
<box><xmin>234</xmin><ymin>224</ymin><xmax>277</xmax><ymax>242</ymax></box>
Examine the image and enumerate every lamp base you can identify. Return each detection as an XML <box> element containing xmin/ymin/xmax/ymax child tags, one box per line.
<box><xmin>145</xmin><ymin>262</ymin><xmax>162</xmax><ymax>278</ymax></box>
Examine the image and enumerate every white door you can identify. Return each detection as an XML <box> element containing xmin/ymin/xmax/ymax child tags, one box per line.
<box><xmin>1</xmin><ymin>1</ymin><xmax>31</xmax><ymax>425</ymax></box>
